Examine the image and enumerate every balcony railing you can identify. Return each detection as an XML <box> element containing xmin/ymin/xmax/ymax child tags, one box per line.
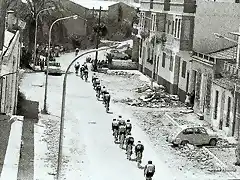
<box><xmin>192</xmin><ymin>51</ymin><xmax>216</xmax><ymax>63</ymax></box>
<box><xmin>223</xmin><ymin>61</ymin><xmax>240</xmax><ymax>78</ymax></box>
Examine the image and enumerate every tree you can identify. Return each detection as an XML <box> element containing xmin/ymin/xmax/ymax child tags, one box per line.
<box><xmin>5</xmin><ymin>0</ymin><xmax>64</xmax><ymax>66</ymax></box>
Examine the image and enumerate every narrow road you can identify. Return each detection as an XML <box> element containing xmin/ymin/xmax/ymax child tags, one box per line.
<box><xmin>20</xmin><ymin>52</ymin><xmax>184</xmax><ymax>180</ymax></box>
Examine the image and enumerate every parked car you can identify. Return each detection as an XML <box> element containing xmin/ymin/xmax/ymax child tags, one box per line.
<box><xmin>167</xmin><ymin>125</ymin><xmax>218</xmax><ymax>146</ymax></box>
<box><xmin>45</xmin><ymin>62</ymin><xmax>62</xmax><ymax>76</ymax></box>
<box><xmin>109</xmin><ymin>49</ymin><xmax>129</xmax><ymax>60</ymax></box>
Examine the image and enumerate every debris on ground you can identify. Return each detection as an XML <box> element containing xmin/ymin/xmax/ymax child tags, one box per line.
<box><xmin>107</xmin><ymin>71</ymin><xmax>135</xmax><ymax>78</ymax></box>
<box><xmin>178</xmin><ymin>145</ymin><xmax>223</xmax><ymax>172</ymax></box>
<box><xmin>133</xmin><ymin>84</ymin><xmax>184</xmax><ymax>108</ymax></box>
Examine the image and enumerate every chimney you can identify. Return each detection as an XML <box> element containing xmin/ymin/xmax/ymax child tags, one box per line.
<box><xmin>6</xmin><ymin>10</ymin><xmax>17</xmax><ymax>32</ymax></box>
<box><xmin>0</xmin><ymin>0</ymin><xmax>7</xmax><ymax>51</ymax></box>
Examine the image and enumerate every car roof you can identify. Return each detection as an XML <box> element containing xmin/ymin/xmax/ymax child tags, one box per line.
<box><xmin>178</xmin><ymin>124</ymin><xmax>203</xmax><ymax>130</ymax></box>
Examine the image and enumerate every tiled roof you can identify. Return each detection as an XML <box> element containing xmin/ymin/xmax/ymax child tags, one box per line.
<box><xmin>208</xmin><ymin>46</ymin><xmax>237</xmax><ymax>60</ymax></box>
<box><xmin>70</xmin><ymin>0</ymin><xmax>118</xmax><ymax>10</ymax></box>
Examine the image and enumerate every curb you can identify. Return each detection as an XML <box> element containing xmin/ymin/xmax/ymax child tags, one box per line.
<box><xmin>164</xmin><ymin>112</ymin><xmax>239</xmax><ymax>179</ymax></box>
<box><xmin>0</xmin><ymin>116</ymin><xmax>24</xmax><ymax>180</ymax></box>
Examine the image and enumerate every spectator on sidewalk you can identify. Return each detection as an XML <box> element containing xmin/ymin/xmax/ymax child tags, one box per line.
<box><xmin>185</xmin><ymin>92</ymin><xmax>191</xmax><ymax>108</ymax></box>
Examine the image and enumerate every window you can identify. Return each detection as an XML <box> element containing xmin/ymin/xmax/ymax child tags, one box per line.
<box><xmin>162</xmin><ymin>53</ymin><xmax>166</xmax><ymax>67</ymax></box>
<box><xmin>174</xmin><ymin>19</ymin><xmax>178</xmax><ymax>37</ymax></box>
<box><xmin>174</xmin><ymin>18</ymin><xmax>182</xmax><ymax>39</ymax></box>
<box><xmin>181</xmin><ymin>61</ymin><xmax>186</xmax><ymax>78</ymax></box>
<box><xmin>151</xmin><ymin>13</ymin><xmax>156</xmax><ymax>31</ymax></box>
<box><xmin>214</xmin><ymin>90</ymin><xmax>219</xmax><ymax>119</ymax></box>
<box><xmin>169</xmin><ymin>56</ymin><xmax>173</xmax><ymax>71</ymax></box>
<box><xmin>171</xmin><ymin>20</ymin><xmax>174</xmax><ymax>35</ymax></box>
<box><xmin>150</xmin><ymin>0</ymin><xmax>153</xmax><ymax>9</ymax></box>
<box><xmin>226</xmin><ymin>97</ymin><xmax>231</xmax><ymax>127</ymax></box>
<box><xmin>140</xmin><ymin>12</ymin><xmax>145</xmax><ymax>29</ymax></box>
<box><xmin>177</xmin><ymin>19</ymin><xmax>181</xmax><ymax>38</ymax></box>
<box><xmin>167</xmin><ymin>20</ymin><xmax>171</xmax><ymax>34</ymax></box>
<box><xmin>183</xmin><ymin>128</ymin><xmax>193</xmax><ymax>135</ymax></box>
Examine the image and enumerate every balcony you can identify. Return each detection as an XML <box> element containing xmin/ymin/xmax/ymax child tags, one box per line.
<box><xmin>223</xmin><ymin>61</ymin><xmax>240</xmax><ymax>78</ymax></box>
<box><xmin>192</xmin><ymin>51</ymin><xmax>216</xmax><ymax>63</ymax></box>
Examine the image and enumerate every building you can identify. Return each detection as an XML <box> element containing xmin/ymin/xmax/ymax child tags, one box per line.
<box><xmin>138</xmin><ymin>0</ymin><xmax>196</xmax><ymax>96</ymax></box>
<box><xmin>137</xmin><ymin>0</ymin><xmax>240</xmax><ymax>137</ymax></box>
<box><xmin>0</xmin><ymin>11</ymin><xmax>25</xmax><ymax>115</ymax></box>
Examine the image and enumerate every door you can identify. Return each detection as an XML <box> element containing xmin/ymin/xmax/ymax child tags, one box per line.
<box><xmin>193</xmin><ymin>127</ymin><xmax>209</xmax><ymax>145</ymax></box>
<box><xmin>181</xmin><ymin>128</ymin><xmax>194</xmax><ymax>144</ymax></box>
<box><xmin>186</xmin><ymin>71</ymin><xmax>190</xmax><ymax>93</ymax></box>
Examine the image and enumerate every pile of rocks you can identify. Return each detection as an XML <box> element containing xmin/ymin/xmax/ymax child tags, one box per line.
<box><xmin>179</xmin><ymin>145</ymin><xmax>223</xmax><ymax>172</ymax></box>
<box><xmin>107</xmin><ymin>71</ymin><xmax>135</xmax><ymax>78</ymax></box>
<box><xmin>133</xmin><ymin>85</ymin><xmax>184</xmax><ymax>108</ymax></box>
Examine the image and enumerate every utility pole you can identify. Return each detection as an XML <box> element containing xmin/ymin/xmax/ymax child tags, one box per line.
<box><xmin>93</xmin><ymin>6</ymin><xmax>102</xmax><ymax>72</ymax></box>
<box><xmin>0</xmin><ymin>0</ymin><xmax>6</xmax><ymax>51</ymax></box>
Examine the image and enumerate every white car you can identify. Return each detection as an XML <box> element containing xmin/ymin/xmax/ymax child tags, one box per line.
<box><xmin>45</xmin><ymin>62</ymin><xmax>62</xmax><ymax>76</ymax></box>
<box><xmin>109</xmin><ymin>49</ymin><xmax>129</xmax><ymax>60</ymax></box>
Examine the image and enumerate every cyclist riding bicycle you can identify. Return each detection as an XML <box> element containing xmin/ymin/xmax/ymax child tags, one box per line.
<box><xmin>112</xmin><ymin>119</ymin><xmax>119</xmax><ymax>142</ymax></box>
<box><xmin>135</xmin><ymin>140</ymin><xmax>144</xmax><ymax>164</ymax></box>
<box><xmin>144</xmin><ymin>160</ymin><xmax>155</xmax><ymax>180</ymax></box>
<box><xmin>126</xmin><ymin>119</ymin><xmax>132</xmax><ymax>135</ymax></box>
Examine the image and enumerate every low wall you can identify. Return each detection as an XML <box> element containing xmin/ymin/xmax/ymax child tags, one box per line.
<box><xmin>109</xmin><ymin>60</ymin><xmax>138</xmax><ymax>70</ymax></box>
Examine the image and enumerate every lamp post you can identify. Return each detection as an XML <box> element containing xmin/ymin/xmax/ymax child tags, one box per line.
<box><xmin>43</xmin><ymin>15</ymin><xmax>80</xmax><ymax>114</ymax></box>
<box><xmin>57</xmin><ymin>45</ymin><xmax>117</xmax><ymax>180</ymax></box>
<box><xmin>33</xmin><ymin>7</ymin><xmax>55</xmax><ymax>69</ymax></box>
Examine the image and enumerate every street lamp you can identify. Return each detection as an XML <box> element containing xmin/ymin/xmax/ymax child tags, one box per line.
<box><xmin>56</xmin><ymin>45</ymin><xmax>118</xmax><ymax>180</ymax></box>
<box><xmin>43</xmin><ymin>14</ymin><xmax>83</xmax><ymax>114</ymax></box>
<box><xmin>33</xmin><ymin>7</ymin><xmax>55</xmax><ymax>69</ymax></box>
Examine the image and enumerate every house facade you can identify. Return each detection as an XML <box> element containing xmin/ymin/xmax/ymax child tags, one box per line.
<box><xmin>138</xmin><ymin>0</ymin><xmax>196</xmax><ymax>98</ymax></box>
<box><xmin>0</xmin><ymin>30</ymin><xmax>21</xmax><ymax>115</ymax></box>
<box><xmin>137</xmin><ymin>0</ymin><xmax>240</xmax><ymax>137</ymax></box>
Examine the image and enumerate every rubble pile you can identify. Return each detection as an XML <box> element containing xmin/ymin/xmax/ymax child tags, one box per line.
<box><xmin>216</xmin><ymin>139</ymin><xmax>231</xmax><ymax>147</ymax></box>
<box><xmin>41</xmin><ymin>116</ymin><xmax>60</xmax><ymax>169</ymax></box>
<box><xmin>179</xmin><ymin>145</ymin><xmax>223</xmax><ymax>172</ymax></box>
<box><xmin>107</xmin><ymin>71</ymin><xmax>135</xmax><ymax>78</ymax></box>
<box><xmin>133</xmin><ymin>85</ymin><xmax>184</xmax><ymax>108</ymax></box>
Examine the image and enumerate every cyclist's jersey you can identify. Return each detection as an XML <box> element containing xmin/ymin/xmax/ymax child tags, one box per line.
<box><xmin>75</xmin><ymin>64</ymin><xmax>80</xmax><ymax>69</ymax></box>
<box><xmin>126</xmin><ymin>123</ymin><xmax>132</xmax><ymax>130</ymax></box>
<box><xmin>118</xmin><ymin>119</ymin><xmax>125</xmax><ymax>126</ymax></box>
<box><xmin>145</xmin><ymin>164</ymin><xmax>155</xmax><ymax>174</ymax></box>
<box><xmin>119</xmin><ymin>124</ymin><xmax>126</xmax><ymax>134</ymax></box>
<box><xmin>92</xmin><ymin>76</ymin><xmax>97</xmax><ymax>80</ymax></box>
<box><xmin>127</xmin><ymin>136</ymin><xmax>134</xmax><ymax>145</ymax></box>
<box><xmin>80</xmin><ymin>66</ymin><xmax>85</xmax><ymax>71</ymax></box>
<box><xmin>95</xmin><ymin>79</ymin><xmax>100</xmax><ymax>84</ymax></box>
<box><xmin>96</xmin><ymin>85</ymin><xmax>101</xmax><ymax>91</ymax></box>
<box><xmin>112</xmin><ymin>121</ymin><xmax>119</xmax><ymax>129</ymax></box>
<box><xmin>135</xmin><ymin>144</ymin><xmax>144</xmax><ymax>152</ymax></box>
<box><xmin>105</xmin><ymin>94</ymin><xmax>110</xmax><ymax>101</ymax></box>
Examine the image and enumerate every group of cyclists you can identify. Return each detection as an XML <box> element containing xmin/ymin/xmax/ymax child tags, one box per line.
<box><xmin>74</xmin><ymin>57</ymin><xmax>156</xmax><ymax>179</ymax></box>
<box><xmin>91</xmin><ymin>72</ymin><xmax>156</xmax><ymax>180</ymax></box>
<box><xmin>112</xmin><ymin>116</ymin><xmax>156</xmax><ymax>180</ymax></box>
<box><xmin>92</xmin><ymin>73</ymin><xmax>111</xmax><ymax>112</ymax></box>
<box><xmin>74</xmin><ymin>62</ymin><xmax>89</xmax><ymax>81</ymax></box>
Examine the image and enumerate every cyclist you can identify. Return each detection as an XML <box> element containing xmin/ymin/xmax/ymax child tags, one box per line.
<box><xmin>118</xmin><ymin>120</ymin><xmax>127</xmax><ymax>149</ymax></box>
<box><xmin>92</xmin><ymin>73</ymin><xmax>97</xmax><ymax>83</ymax></box>
<box><xmin>96</xmin><ymin>83</ymin><xmax>101</xmax><ymax>98</ymax></box>
<box><xmin>94</xmin><ymin>78</ymin><xmax>100</xmax><ymax>90</ymax></box>
<box><xmin>125</xmin><ymin>134</ymin><xmax>134</xmax><ymax>159</ymax></box>
<box><xmin>104</xmin><ymin>91</ymin><xmax>111</xmax><ymax>110</ymax></box>
<box><xmin>83</xmin><ymin>66</ymin><xmax>88</xmax><ymax>81</ymax></box>
<box><xmin>80</xmin><ymin>65</ymin><xmax>85</xmax><ymax>79</ymax></box>
<box><xmin>75</xmin><ymin>48</ymin><xmax>79</xmax><ymax>56</ymax></box>
<box><xmin>112</xmin><ymin>119</ymin><xmax>119</xmax><ymax>142</ymax></box>
<box><xmin>101</xmin><ymin>86</ymin><xmax>107</xmax><ymax>101</ymax></box>
<box><xmin>126</xmin><ymin>119</ymin><xmax>132</xmax><ymax>135</ymax></box>
<box><xmin>144</xmin><ymin>160</ymin><xmax>155</xmax><ymax>180</ymax></box>
<box><xmin>135</xmin><ymin>141</ymin><xmax>144</xmax><ymax>165</ymax></box>
<box><xmin>74</xmin><ymin>62</ymin><xmax>80</xmax><ymax>75</ymax></box>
